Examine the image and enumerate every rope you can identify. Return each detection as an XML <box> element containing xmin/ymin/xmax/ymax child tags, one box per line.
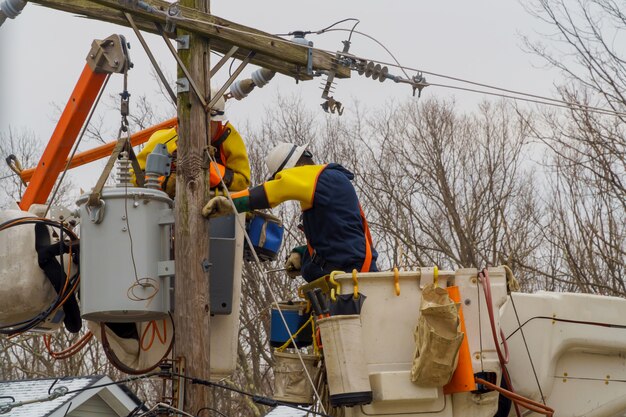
<box><xmin>44</xmin><ymin>74</ymin><xmax>110</xmax><ymax>218</ymax></box>
<box><xmin>202</xmin><ymin>146</ymin><xmax>327</xmax><ymax>415</ymax></box>
<box><xmin>152</xmin><ymin>25</ymin><xmax>326</xmax><ymax>410</ymax></box>
<box><xmin>275</xmin><ymin>315</ymin><xmax>313</xmax><ymax>352</ymax></box>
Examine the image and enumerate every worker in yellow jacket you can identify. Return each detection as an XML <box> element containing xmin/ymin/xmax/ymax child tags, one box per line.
<box><xmin>135</xmin><ymin>92</ymin><xmax>250</xmax><ymax>197</ymax></box>
<box><xmin>202</xmin><ymin>142</ymin><xmax>378</xmax><ymax>282</ymax></box>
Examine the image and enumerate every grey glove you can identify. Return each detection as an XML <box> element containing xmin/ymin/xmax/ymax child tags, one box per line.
<box><xmin>202</xmin><ymin>196</ymin><xmax>233</xmax><ymax>218</ymax></box>
<box><xmin>284</xmin><ymin>251</ymin><xmax>302</xmax><ymax>278</ymax></box>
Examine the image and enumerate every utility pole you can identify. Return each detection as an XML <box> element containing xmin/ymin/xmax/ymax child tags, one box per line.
<box><xmin>175</xmin><ymin>0</ymin><xmax>212</xmax><ymax>412</ymax></box>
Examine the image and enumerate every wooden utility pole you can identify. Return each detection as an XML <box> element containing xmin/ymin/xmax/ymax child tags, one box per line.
<box><xmin>175</xmin><ymin>0</ymin><xmax>212</xmax><ymax>412</ymax></box>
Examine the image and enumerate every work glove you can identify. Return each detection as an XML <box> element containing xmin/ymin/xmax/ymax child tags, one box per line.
<box><xmin>202</xmin><ymin>196</ymin><xmax>233</xmax><ymax>218</ymax></box>
<box><xmin>284</xmin><ymin>251</ymin><xmax>302</xmax><ymax>278</ymax></box>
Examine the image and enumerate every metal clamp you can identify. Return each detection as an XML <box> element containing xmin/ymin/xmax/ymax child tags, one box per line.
<box><xmin>86</xmin><ymin>200</ymin><xmax>105</xmax><ymax>224</ymax></box>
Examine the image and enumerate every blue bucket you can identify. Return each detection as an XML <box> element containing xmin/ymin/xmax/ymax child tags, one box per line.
<box><xmin>270</xmin><ymin>302</ymin><xmax>313</xmax><ymax>348</ymax></box>
<box><xmin>244</xmin><ymin>212</ymin><xmax>284</xmax><ymax>262</ymax></box>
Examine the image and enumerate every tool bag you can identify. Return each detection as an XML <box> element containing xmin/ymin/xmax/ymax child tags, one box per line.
<box><xmin>411</xmin><ymin>283</ymin><xmax>463</xmax><ymax>387</ymax></box>
<box><xmin>244</xmin><ymin>211</ymin><xmax>284</xmax><ymax>262</ymax></box>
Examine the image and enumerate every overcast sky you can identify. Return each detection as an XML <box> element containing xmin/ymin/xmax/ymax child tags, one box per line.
<box><xmin>0</xmin><ymin>0</ymin><xmax>558</xmax><ymax>195</ymax></box>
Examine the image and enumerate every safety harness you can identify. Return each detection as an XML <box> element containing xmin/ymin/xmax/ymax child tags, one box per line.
<box><xmin>307</xmin><ymin>204</ymin><xmax>374</xmax><ymax>273</ymax></box>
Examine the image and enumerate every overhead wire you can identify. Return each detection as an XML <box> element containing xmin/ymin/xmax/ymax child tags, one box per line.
<box><xmin>320</xmin><ymin>30</ymin><xmax>626</xmax><ymax>117</ymax></box>
<box><xmin>170</xmin><ymin>12</ymin><xmax>626</xmax><ymax>118</ymax></box>
<box><xmin>171</xmin><ymin>372</ymin><xmax>331</xmax><ymax>417</ymax></box>
<box><xmin>0</xmin><ymin>368</ymin><xmax>327</xmax><ymax>417</ymax></box>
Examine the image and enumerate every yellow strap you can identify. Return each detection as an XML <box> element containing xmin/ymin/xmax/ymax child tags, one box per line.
<box><xmin>275</xmin><ymin>315</ymin><xmax>314</xmax><ymax>352</ymax></box>
<box><xmin>433</xmin><ymin>265</ymin><xmax>439</xmax><ymax>287</ymax></box>
<box><xmin>312</xmin><ymin>321</ymin><xmax>320</xmax><ymax>355</ymax></box>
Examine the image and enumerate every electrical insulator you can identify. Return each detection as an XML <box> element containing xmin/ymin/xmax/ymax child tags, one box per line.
<box><xmin>357</xmin><ymin>60</ymin><xmax>390</xmax><ymax>83</ymax></box>
<box><xmin>145</xmin><ymin>144</ymin><xmax>172</xmax><ymax>190</ymax></box>
<box><xmin>115</xmin><ymin>152</ymin><xmax>133</xmax><ymax>188</ymax></box>
<box><xmin>0</xmin><ymin>0</ymin><xmax>26</xmax><ymax>27</ymax></box>
<box><xmin>290</xmin><ymin>31</ymin><xmax>313</xmax><ymax>47</ymax></box>
<box><xmin>229</xmin><ymin>68</ymin><xmax>276</xmax><ymax>101</ymax></box>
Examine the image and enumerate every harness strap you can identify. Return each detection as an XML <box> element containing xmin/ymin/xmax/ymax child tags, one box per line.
<box><xmin>306</xmin><ymin>205</ymin><xmax>374</xmax><ymax>273</ymax></box>
<box><xmin>211</xmin><ymin>124</ymin><xmax>231</xmax><ymax>165</ymax></box>
<box><xmin>359</xmin><ymin>205</ymin><xmax>374</xmax><ymax>272</ymax></box>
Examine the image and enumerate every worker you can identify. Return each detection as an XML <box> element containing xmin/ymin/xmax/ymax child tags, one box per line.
<box><xmin>202</xmin><ymin>142</ymin><xmax>378</xmax><ymax>282</ymax></box>
<box><xmin>134</xmin><ymin>90</ymin><xmax>250</xmax><ymax>197</ymax></box>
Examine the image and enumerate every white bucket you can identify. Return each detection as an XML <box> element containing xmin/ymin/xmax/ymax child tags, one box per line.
<box><xmin>273</xmin><ymin>350</ymin><xmax>319</xmax><ymax>405</ymax></box>
<box><xmin>318</xmin><ymin>315</ymin><xmax>373</xmax><ymax>407</ymax></box>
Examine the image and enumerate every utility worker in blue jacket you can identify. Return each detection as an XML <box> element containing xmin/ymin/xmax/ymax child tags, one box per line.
<box><xmin>202</xmin><ymin>142</ymin><xmax>378</xmax><ymax>282</ymax></box>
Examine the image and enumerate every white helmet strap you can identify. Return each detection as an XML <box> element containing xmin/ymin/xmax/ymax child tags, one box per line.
<box><xmin>272</xmin><ymin>144</ymin><xmax>298</xmax><ymax>178</ymax></box>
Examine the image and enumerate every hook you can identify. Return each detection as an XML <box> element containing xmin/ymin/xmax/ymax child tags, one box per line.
<box><xmin>328</xmin><ymin>271</ymin><xmax>344</xmax><ymax>301</ymax></box>
<box><xmin>393</xmin><ymin>267</ymin><xmax>401</xmax><ymax>296</ymax></box>
<box><xmin>351</xmin><ymin>269</ymin><xmax>359</xmax><ymax>299</ymax></box>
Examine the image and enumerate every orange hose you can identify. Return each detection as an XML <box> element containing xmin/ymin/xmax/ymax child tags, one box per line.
<box><xmin>44</xmin><ymin>331</ymin><xmax>93</xmax><ymax>360</ymax></box>
<box><xmin>476</xmin><ymin>377</ymin><xmax>554</xmax><ymax>417</ymax></box>
<box><xmin>140</xmin><ymin>319</ymin><xmax>168</xmax><ymax>351</ymax></box>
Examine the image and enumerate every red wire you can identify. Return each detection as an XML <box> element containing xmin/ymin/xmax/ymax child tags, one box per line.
<box><xmin>479</xmin><ymin>268</ymin><xmax>521</xmax><ymax>417</ymax></box>
<box><xmin>480</xmin><ymin>269</ymin><xmax>509</xmax><ymax>364</ymax></box>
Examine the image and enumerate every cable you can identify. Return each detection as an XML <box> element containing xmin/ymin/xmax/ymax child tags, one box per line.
<box><xmin>124</xmin><ymin>164</ymin><xmax>159</xmax><ymax>303</ymax></box>
<box><xmin>197</xmin><ymin>407</ymin><xmax>228</xmax><ymax>417</ymax></box>
<box><xmin>508</xmin><ymin>293</ymin><xmax>546</xmax><ymax>405</ymax></box>
<box><xmin>479</xmin><ymin>269</ymin><xmax>509</xmax><ymax>364</ymax></box>
<box><xmin>171</xmin><ymin>372</ymin><xmax>331</xmax><ymax>417</ymax></box>
<box><xmin>170</xmin><ymin>13</ymin><xmax>626</xmax><ymax>118</ymax></box>
<box><xmin>44</xmin><ymin>331</ymin><xmax>93</xmax><ymax>360</ymax></box>
<box><xmin>0</xmin><ymin>217</ymin><xmax>79</xmax><ymax>335</ymax></box>
<box><xmin>475</xmin><ymin>377</ymin><xmax>554</xmax><ymax>416</ymax></box>
<box><xmin>478</xmin><ymin>268</ymin><xmax>521</xmax><ymax>417</ymax></box>
<box><xmin>44</xmin><ymin>74</ymin><xmax>111</xmax><ymax>218</ymax></box>
<box><xmin>202</xmin><ymin>146</ymin><xmax>326</xmax><ymax>415</ymax></box>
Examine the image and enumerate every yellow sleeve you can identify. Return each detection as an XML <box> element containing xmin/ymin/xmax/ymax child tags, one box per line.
<box><xmin>136</xmin><ymin>128</ymin><xmax>178</xmax><ymax>170</ymax></box>
<box><xmin>220</xmin><ymin>123</ymin><xmax>251</xmax><ymax>191</ymax></box>
<box><xmin>257</xmin><ymin>164</ymin><xmax>326</xmax><ymax>211</ymax></box>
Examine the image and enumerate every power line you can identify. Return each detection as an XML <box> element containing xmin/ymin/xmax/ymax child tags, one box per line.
<box><xmin>173</xmin><ymin>13</ymin><xmax>626</xmax><ymax>118</ymax></box>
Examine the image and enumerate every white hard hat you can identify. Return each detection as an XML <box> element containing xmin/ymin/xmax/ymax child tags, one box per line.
<box><xmin>209</xmin><ymin>85</ymin><xmax>226</xmax><ymax>121</ymax></box>
<box><xmin>265</xmin><ymin>142</ymin><xmax>309</xmax><ymax>178</ymax></box>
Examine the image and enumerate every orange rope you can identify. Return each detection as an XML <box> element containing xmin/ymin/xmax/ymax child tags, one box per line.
<box><xmin>475</xmin><ymin>377</ymin><xmax>554</xmax><ymax>417</ymax></box>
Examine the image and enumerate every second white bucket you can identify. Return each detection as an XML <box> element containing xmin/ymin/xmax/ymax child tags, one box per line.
<box><xmin>318</xmin><ymin>314</ymin><xmax>373</xmax><ymax>407</ymax></box>
<box><xmin>273</xmin><ymin>350</ymin><xmax>319</xmax><ymax>405</ymax></box>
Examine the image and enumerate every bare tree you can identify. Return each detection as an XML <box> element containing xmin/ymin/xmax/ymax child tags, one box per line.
<box><xmin>522</xmin><ymin>0</ymin><xmax>625</xmax><ymax>294</ymax></box>
<box><xmin>324</xmin><ymin>99</ymin><xmax>543</xmax><ymax>282</ymax></box>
